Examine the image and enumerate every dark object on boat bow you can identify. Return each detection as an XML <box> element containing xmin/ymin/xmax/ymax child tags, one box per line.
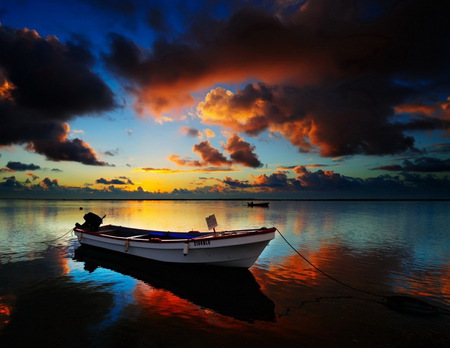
<box><xmin>75</xmin><ymin>212</ymin><xmax>104</xmax><ymax>232</ymax></box>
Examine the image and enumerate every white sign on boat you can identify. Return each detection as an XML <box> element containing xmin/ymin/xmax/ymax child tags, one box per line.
<box><xmin>206</xmin><ymin>214</ymin><xmax>218</xmax><ymax>231</ymax></box>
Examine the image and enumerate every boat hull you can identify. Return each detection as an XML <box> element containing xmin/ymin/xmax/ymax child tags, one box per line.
<box><xmin>74</xmin><ymin>227</ymin><xmax>275</xmax><ymax>268</ymax></box>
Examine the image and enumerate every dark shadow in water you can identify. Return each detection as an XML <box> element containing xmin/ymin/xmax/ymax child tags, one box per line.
<box><xmin>73</xmin><ymin>245</ymin><xmax>275</xmax><ymax>323</ymax></box>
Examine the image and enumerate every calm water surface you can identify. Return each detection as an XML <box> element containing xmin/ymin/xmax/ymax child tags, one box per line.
<box><xmin>0</xmin><ymin>199</ymin><xmax>449</xmax><ymax>347</ymax></box>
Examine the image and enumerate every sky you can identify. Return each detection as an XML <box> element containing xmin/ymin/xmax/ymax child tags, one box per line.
<box><xmin>1</xmin><ymin>0</ymin><xmax>450</xmax><ymax>199</ymax></box>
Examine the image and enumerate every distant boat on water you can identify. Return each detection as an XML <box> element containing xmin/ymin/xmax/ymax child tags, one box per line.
<box><xmin>247</xmin><ymin>202</ymin><xmax>270</xmax><ymax>207</ymax></box>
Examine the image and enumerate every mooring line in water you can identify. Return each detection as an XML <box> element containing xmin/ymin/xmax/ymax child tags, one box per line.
<box><xmin>276</xmin><ymin>228</ymin><xmax>383</xmax><ymax>298</ymax></box>
<box><xmin>37</xmin><ymin>228</ymin><xmax>74</xmax><ymax>245</ymax></box>
<box><xmin>276</xmin><ymin>228</ymin><xmax>450</xmax><ymax>316</ymax></box>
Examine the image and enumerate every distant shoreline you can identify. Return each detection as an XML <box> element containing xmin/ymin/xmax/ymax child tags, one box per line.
<box><xmin>1</xmin><ymin>198</ymin><xmax>449</xmax><ymax>202</ymax></box>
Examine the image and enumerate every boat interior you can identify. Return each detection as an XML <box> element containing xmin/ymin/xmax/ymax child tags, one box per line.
<box><xmin>98</xmin><ymin>225</ymin><xmax>212</xmax><ymax>240</ymax></box>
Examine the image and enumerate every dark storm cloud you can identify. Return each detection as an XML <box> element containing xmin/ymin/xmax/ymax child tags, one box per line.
<box><xmin>1</xmin><ymin>176</ymin><xmax>22</xmax><ymax>188</ymax></box>
<box><xmin>81</xmin><ymin>0</ymin><xmax>137</xmax><ymax>15</ymax></box>
<box><xmin>169</xmin><ymin>141</ymin><xmax>231</xmax><ymax>167</ymax></box>
<box><xmin>41</xmin><ymin>177</ymin><xmax>58</xmax><ymax>188</ymax></box>
<box><xmin>104</xmin><ymin>148</ymin><xmax>119</xmax><ymax>156</ymax></box>
<box><xmin>193</xmin><ymin>140</ymin><xmax>232</xmax><ymax>167</ymax></box>
<box><xmin>0</xmin><ymin>24</ymin><xmax>116</xmax><ymax>165</ymax></box>
<box><xmin>26</xmin><ymin>172</ymin><xmax>39</xmax><ymax>181</ymax></box>
<box><xmin>221</xmin><ymin>167</ymin><xmax>360</xmax><ymax>192</ymax></box>
<box><xmin>25</xmin><ymin>129</ymin><xmax>112</xmax><ymax>166</ymax></box>
<box><xmin>224</xmin><ymin>134</ymin><xmax>262</xmax><ymax>168</ymax></box>
<box><xmin>400</xmin><ymin>172</ymin><xmax>450</xmax><ymax>190</ymax></box>
<box><xmin>372</xmin><ymin>157</ymin><xmax>450</xmax><ymax>172</ymax></box>
<box><xmin>200</xmin><ymin>82</ymin><xmax>417</xmax><ymax>156</ymax></box>
<box><xmin>220</xmin><ymin>166</ymin><xmax>450</xmax><ymax>194</ymax></box>
<box><xmin>105</xmin><ymin>0</ymin><xmax>450</xmax><ymax>157</ymax></box>
<box><xmin>222</xmin><ymin>176</ymin><xmax>252</xmax><ymax>189</ymax></box>
<box><xmin>430</xmin><ymin>143</ymin><xmax>450</xmax><ymax>154</ymax></box>
<box><xmin>170</xmin><ymin>134</ymin><xmax>262</xmax><ymax>168</ymax></box>
<box><xmin>182</xmin><ymin>127</ymin><xmax>202</xmax><ymax>138</ymax></box>
<box><xmin>146</xmin><ymin>5</ymin><xmax>169</xmax><ymax>32</ymax></box>
<box><xmin>6</xmin><ymin>161</ymin><xmax>40</xmax><ymax>171</ymax></box>
<box><xmin>96</xmin><ymin>177</ymin><xmax>134</xmax><ymax>185</ymax></box>
<box><xmin>171</xmin><ymin>188</ymin><xmax>191</xmax><ymax>195</ymax></box>
<box><xmin>252</xmin><ymin>171</ymin><xmax>295</xmax><ymax>190</ymax></box>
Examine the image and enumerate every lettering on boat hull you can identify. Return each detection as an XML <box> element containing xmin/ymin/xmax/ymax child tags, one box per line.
<box><xmin>194</xmin><ymin>240</ymin><xmax>211</xmax><ymax>246</ymax></box>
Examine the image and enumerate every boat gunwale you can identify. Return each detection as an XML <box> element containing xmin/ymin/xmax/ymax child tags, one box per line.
<box><xmin>74</xmin><ymin>225</ymin><xmax>276</xmax><ymax>244</ymax></box>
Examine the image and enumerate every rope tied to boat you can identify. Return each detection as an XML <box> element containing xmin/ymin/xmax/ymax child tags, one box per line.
<box><xmin>276</xmin><ymin>228</ymin><xmax>450</xmax><ymax>316</ymax></box>
<box><xmin>37</xmin><ymin>228</ymin><xmax>74</xmax><ymax>246</ymax></box>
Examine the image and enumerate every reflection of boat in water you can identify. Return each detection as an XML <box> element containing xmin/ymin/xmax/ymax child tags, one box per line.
<box><xmin>247</xmin><ymin>202</ymin><xmax>270</xmax><ymax>207</ymax></box>
<box><xmin>73</xmin><ymin>245</ymin><xmax>276</xmax><ymax>323</ymax></box>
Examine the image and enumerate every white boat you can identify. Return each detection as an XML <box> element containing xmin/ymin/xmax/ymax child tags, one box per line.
<box><xmin>73</xmin><ymin>212</ymin><xmax>276</xmax><ymax>268</ymax></box>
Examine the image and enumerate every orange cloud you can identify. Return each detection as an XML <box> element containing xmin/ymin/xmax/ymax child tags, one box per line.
<box><xmin>270</xmin><ymin>119</ymin><xmax>316</xmax><ymax>154</ymax></box>
<box><xmin>104</xmin><ymin>2</ymin><xmax>450</xmax><ymax>158</ymax></box>
<box><xmin>248</xmin><ymin>171</ymin><xmax>291</xmax><ymax>192</ymax></box>
<box><xmin>197</xmin><ymin>87</ymin><xmax>337</xmax><ymax>155</ymax></box>
<box><xmin>104</xmin><ymin>8</ymin><xmax>348</xmax><ymax>117</ymax></box>
<box><xmin>0</xmin><ymin>74</ymin><xmax>15</xmax><ymax>101</ymax></box>
<box><xmin>168</xmin><ymin>155</ymin><xmax>202</xmax><ymax>167</ymax></box>
<box><xmin>135</xmin><ymin>167</ymin><xmax>176</xmax><ymax>174</ymax></box>
<box><xmin>197</xmin><ymin>82</ymin><xmax>421</xmax><ymax>157</ymax></box>
<box><xmin>224</xmin><ymin>134</ymin><xmax>263</xmax><ymax>168</ymax></box>
<box><xmin>136</xmin><ymin>166</ymin><xmax>235</xmax><ymax>174</ymax></box>
<box><xmin>293</xmin><ymin>165</ymin><xmax>343</xmax><ymax>188</ymax></box>
<box><xmin>395</xmin><ymin>97</ymin><xmax>450</xmax><ymax>119</ymax></box>
<box><xmin>179</xmin><ymin>127</ymin><xmax>216</xmax><ymax>139</ymax></box>
<box><xmin>204</xmin><ymin>129</ymin><xmax>215</xmax><ymax>138</ymax></box>
<box><xmin>26</xmin><ymin>172</ymin><xmax>39</xmax><ymax>181</ymax></box>
<box><xmin>194</xmin><ymin>140</ymin><xmax>232</xmax><ymax>167</ymax></box>
<box><xmin>169</xmin><ymin>135</ymin><xmax>262</xmax><ymax>168</ymax></box>
<box><xmin>197</xmin><ymin>87</ymin><xmax>266</xmax><ymax>133</ymax></box>
<box><xmin>40</xmin><ymin>177</ymin><xmax>58</xmax><ymax>189</ymax></box>
<box><xmin>168</xmin><ymin>141</ymin><xmax>231</xmax><ymax>168</ymax></box>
